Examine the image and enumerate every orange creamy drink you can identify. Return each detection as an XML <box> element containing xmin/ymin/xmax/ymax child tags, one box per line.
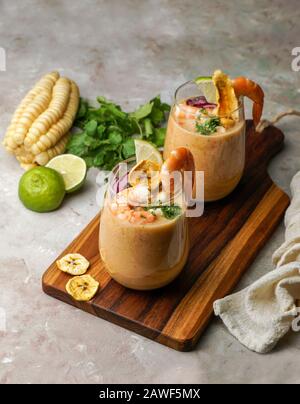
<box><xmin>100</xmin><ymin>149</ymin><xmax>195</xmax><ymax>290</ymax></box>
<box><xmin>164</xmin><ymin>71</ymin><xmax>264</xmax><ymax>201</ymax></box>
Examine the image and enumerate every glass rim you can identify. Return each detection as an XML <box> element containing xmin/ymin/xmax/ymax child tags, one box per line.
<box><xmin>174</xmin><ymin>80</ymin><xmax>244</xmax><ymax>116</ymax></box>
<box><xmin>107</xmin><ymin>156</ymin><xmax>187</xmax><ymax>206</ymax></box>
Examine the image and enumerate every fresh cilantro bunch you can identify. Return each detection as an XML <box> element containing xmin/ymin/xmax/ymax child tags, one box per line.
<box><xmin>66</xmin><ymin>96</ymin><xmax>170</xmax><ymax>170</ymax></box>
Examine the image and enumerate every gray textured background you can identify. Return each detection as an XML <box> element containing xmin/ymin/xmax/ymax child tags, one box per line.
<box><xmin>0</xmin><ymin>0</ymin><xmax>300</xmax><ymax>384</ymax></box>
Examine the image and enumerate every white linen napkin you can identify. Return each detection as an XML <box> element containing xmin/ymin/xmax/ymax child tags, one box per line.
<box><xmin>213</xmin><ymin>172</ymin><xmax>300</xmax><ymax>353</ymax></box>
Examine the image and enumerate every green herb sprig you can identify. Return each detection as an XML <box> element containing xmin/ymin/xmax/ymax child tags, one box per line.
<box><xmin>196</xmin><ymin>116</ymin><xmax>220</xmax><ymax>136</ymax></box>
<box><xmin>146</xmin><ymin>205</ymin><xmax>182</xmax><ymax>220</ymax></box>
<box><xmin>66</xmin><ymin>96</ymin><xmax>170</xmax><ymax>170</ymax></box>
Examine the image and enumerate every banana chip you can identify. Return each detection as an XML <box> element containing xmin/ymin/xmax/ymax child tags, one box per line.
<box><xmin>212</xmin><ymin>70</ymin><xmax>238</xmax><ymax>128</ymax></box>
<box><xmin>66</xmin><ymin>274</ymin><xmax>99</xmax><ymax>302</ymax></box>
<box><xmin>56</xmin><ymin>253</ymin><xmax>90</xmax><ymax>275</ymax></box>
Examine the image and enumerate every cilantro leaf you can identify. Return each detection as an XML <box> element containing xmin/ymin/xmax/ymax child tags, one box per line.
<box><xmin>130</xmin><ymin>101</ymin><xmax>153</xmax><ymax>120</ymax></box>
<box><xmin>145</xmin><ymin>204</ymin><xmax>182</xmax><ymax>219</ymax></box>
<box><xmin>153</xmin><ymin>127</ymin><xmax>166</xmax><ymax>147</ymax></box>
<box><xmin>150</xmin><ymin>96</ymin><xmax>170</xmax><ymax>125</ymax></box>
<box><xmin>67</xmin><ymin>133</ymin><xmax>88</xmax><ymax>156</ymax></box>
<box><xmin>122</xmin><ymin>138</ymin><xmax>136</xmax><ymax>159</ymax></box>
<box><xmin>144</xmin><ymin>118</ymin><xmax>153</xmax><ymax>137</ymax></box>
<box><xmin>161</xmin><ymin>205</ymin><xmax>182</xmax><ymax>219</ymax></box>
<box><xmin>109</xmin><ymin>131</ymin><xmax>123</xmax><ymax>145</ymax></box>
<box><xmin>196</xmin><ymin>117</ymin><xmax>220</xmax><ymax>135</ymax></box>
<box><xmin>85</xmin><ymin>120</ymin><xmax>98</xmax><ymax>136</ymax></box>
<box><xmin>76</xmin><ymin>99</ymin><xmax>89</xmax><ymax>119</ymax></box>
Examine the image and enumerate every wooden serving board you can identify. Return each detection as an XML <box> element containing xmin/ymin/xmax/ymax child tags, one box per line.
<box><xmin>42</xmin><ymin>121</ymin><xmax>290</xmax><ymax>351</ymax></box>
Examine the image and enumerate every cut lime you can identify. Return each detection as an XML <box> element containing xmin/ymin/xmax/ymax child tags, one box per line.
<box><xmin>194</xmin><ymin>76</ymin><xmax>212</xmax><ymax>82</ymax></box>
<box><xmin>19</xmin><ymin>167</ymin><xmax>65</xmax><ymax>212</ymax></box>
<box><xmin>194</xmin><ymin>76</ymin><xmax>217</xmax><ymax>104</ymax></box>
<box><xmin>46</xmin><ymin>154</ymin><xmax>87</xmax><ymax>193</ymax></box>
<box><xmin>134</xmin><ymin>139</ymin><xmax>163</xmax><ymax>166</ymax></box>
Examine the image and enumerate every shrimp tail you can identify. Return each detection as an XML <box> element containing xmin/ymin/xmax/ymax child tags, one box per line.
<box><xmin>232</xmin><ymin>76</ymin><xmax>264</xmax><ymax>127</ymax></box>
<box><xmin>161</xmin><ymin>147</ymin><xmax>195</xmax><ymax>195</ymax></box>
<box><xmin>252</xmin><ymin>101</ymin><xmax>264</xmax><ymax>128</ymax></box>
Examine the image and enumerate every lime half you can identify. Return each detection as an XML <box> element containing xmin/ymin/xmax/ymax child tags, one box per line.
<box><xmin>194</xmin><ymin>76</ymin><xmax>217</xmax><ymax>104</ymax></box>
<box><xmin>46</xmin><ymin>154</ymin><xmax>87</xmax><ymax>193</ymax></box>
<box><xmin>134</xmin><ymin>139</ymin><xmax>163</xmax><ymax>166</ymax></box>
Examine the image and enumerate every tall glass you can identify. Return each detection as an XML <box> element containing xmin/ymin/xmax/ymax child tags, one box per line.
<box><xmin>164</xmin><ymin>81</ymin><xmax>246</xmax><ymax>202</ymax></box>
<box><xmin>99</xmin><ymin>158</ymin><xmax>189</xmax><ymax>290</ymax></box>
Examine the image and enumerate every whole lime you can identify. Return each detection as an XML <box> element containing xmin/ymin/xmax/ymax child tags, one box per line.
<box><xmin>18</xmin><ymin>167</ymin><xmax>66</xmax><ymax>212</ymax></box>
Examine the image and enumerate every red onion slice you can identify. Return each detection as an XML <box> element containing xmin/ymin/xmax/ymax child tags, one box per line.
<box><xmin>112</xmin><ymin>172</ymin><xmax>128</xmax><ymax>195</ymax></box>
<box><xmin>186</xmin><ymin>96</ymin><xmax>216</xmax><ymax>109</ymax></box>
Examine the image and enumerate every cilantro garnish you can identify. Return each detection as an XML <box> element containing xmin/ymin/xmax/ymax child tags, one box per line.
<box><xmin>195</xmin><ymin>116</ymin><xmax>220</xmax><ymax>136</ymax></box>
<box><xmin>145</xmin><ymin>205</ymin><xmax>182</xmax><ymax>220</ymax></box>
<box><xmin>66</xmin><ymin>96</ymin><xmax>170</xmax><ymax>170</ymax></box>
<box><xmin>161</xmin><ymin>205</ymin><xmax>182</xmax><ymax>219</ymax></box>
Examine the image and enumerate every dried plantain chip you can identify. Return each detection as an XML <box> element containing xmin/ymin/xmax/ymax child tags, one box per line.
<box><xmin>66</xmin><ymin>274</ymin><xmax>99</xmax><ymax>302</ymax></box>
<box><xmin>212</xmin><ymin>70</ymin><xmax>239</xmax><ymax>128</ymax></box>
<box><xmin>57</xmin><ymin>253</ymin><xmax>90</xmax><ymax>276</ymax></box>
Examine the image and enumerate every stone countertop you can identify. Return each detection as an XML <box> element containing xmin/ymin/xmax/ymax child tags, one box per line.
<box><xmin>1</xmin><ymin>0</ymin><xmax>300</xmax><ymax>384</ymax></box>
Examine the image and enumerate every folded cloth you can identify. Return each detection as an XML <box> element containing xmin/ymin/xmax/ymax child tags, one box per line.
<box><xmin>214</xmin><ymin>172</ymin><xmax>300</xmax><ymax>353</ymax></box>
<box><xmin>284</xmin><ymin>172</ymin><xmax>300</xmax><ymax>241</ymax></box>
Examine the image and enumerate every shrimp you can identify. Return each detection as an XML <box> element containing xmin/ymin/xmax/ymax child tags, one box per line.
<box><xmin>174</xmin><ymin>103</ymin><xmax>199</xmax><ymax>122</ymax></box>
<box><xmin>160</xmin><ymin>147</ymin><xmax>195</xmax><ymax>194</ymax></box>
<box><xmin>232</xmin><ymin>76</ymin><xmax>264</xmax><ymax>127</ymax></box>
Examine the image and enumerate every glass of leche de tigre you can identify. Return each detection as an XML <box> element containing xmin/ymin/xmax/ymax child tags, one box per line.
<box><xmin>99</xmin><ymin>148</ymin><xmax>195</xmax><ymax>290</ymax></box>
<box><xmin>164</xmin><ymin>71</ymin><xmax>254</xmax><ymax>202</ymax></box>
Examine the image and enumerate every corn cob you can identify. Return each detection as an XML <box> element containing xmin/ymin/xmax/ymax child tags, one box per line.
<box><xmin>24</xmin><ymin>77</ymin><xmax>71</xmax><ymax>150</ymax></box>
<box><xmin>3</xmin><ymin>71</ymin><xmax>79</xmax><ymax>170</ymax></box>
<box><xmin>9</xmin><ymin>72</ymin><xmax>60</xmax><ymax>147</ymax></box>
<box><xmin>30</xmin><ymin>81</ymin><xmax>79</xmax><ymax>155</ymax></box>
<box><xmin>3</xmin><ymin>71</ymin><xmax>59</xmax><ymax>151</ymax></box>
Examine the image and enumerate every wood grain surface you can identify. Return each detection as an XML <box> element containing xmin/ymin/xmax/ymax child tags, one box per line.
<box><xmin>42</xmin><ymin>121</ymin><xmax>290</xmax><ymax>351</ymax></box>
